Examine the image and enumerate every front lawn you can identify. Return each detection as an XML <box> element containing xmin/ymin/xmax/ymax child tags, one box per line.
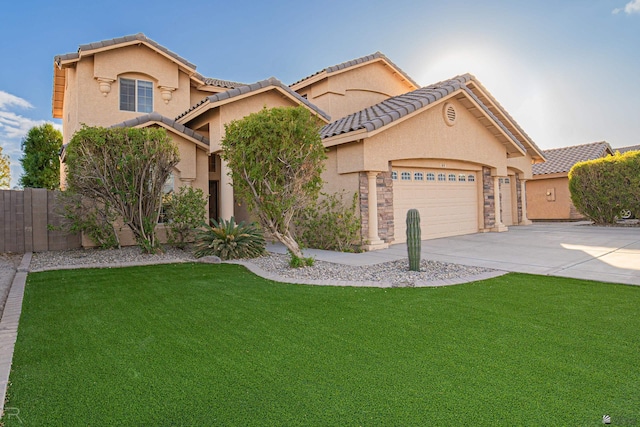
<box><xmin>3</xmin><ymin>264</ymin><xmax>640</xmax><ymax>426</ymax></box>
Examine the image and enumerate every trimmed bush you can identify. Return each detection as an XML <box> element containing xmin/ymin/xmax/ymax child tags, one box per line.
<box><xmin>569</xmin><ymin>151</ymin><xmax>640</xmax><ymax>224</ymax></box>
<box><xmin>193</xmin><ymin>217</ymin><xmax>266</xmax><ymax>260</ymax></box>
<box><xmin>295</xmin><ymin>191</ymin><xmax>362</xmax><ymax>252</ymax></box>
<box><xmin>164</xmin><ymin>187</ymin><xmax>207</xmax><ymax>249</ymax></box>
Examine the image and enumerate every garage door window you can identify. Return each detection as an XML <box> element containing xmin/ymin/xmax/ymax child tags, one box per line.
<box><xmin>448</xmin><ymin>174</ymin><xmax>456</xmax><ymax>182</ymax></box>
<box><xmin>414</xmin><ymin>172</ymin><xmax>424</xmax><ymax>181</ymax></box>
<box><xmin>401</xmin><ymin>172</ymin><xmax>411</xmax><ymax>181</ymax></box>
<box><xmin>426</xmin><ymin>173</ymin><xmax>435</xmax><ymax>181</ymax></box>
<box><xmin>468</xmin><ymin>174</ymin><xmax>475</xmax><ymax>182</ymax></box>
<box><xmin>392</xmin><ymin>171</ymin><xmax>397</xmax><ymax>180</ymax></box>
<box><xmin>458</xmin><ymin>174</ymin><xmax>466</xmax><ymax>182</ymax></box>
<box><xmin>438</xmin><ymin>173</ymin><xmax>446</xmax><ymax>182</ymax></box>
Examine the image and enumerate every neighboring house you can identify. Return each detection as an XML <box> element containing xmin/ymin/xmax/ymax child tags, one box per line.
<box><xmin>53</xmin><ymin>33</ymin><xmax>546</xmax><ymax>249</ymax></box>
<box><xmin>526</xmin><ymin>141</ymin><xmax>614</xmax><ymax>220</ymax></box>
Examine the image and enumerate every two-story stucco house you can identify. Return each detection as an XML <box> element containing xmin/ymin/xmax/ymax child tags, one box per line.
<box><xmin>53</xmin><ymin>33</ymin><xmax>545</xmax><ymax>250</ymax></box>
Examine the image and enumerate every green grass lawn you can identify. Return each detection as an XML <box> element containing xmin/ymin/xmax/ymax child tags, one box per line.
<box><xmin>3</xmin><ymin>263</ymin><xmax>640</xmax><ymax>426</ymax></box>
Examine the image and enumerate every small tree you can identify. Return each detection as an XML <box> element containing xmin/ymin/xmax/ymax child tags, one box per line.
<box><xmin>0</xmin><ymin>145</ymin><xmax>10</xmax><ymax>188</ymax></box>
<box><xmin>19</xmin><ymin>123</ymin><xmax>62</xmax><ymax>189</ymax></box>
<box><xmin>65</xmin><ymin>126</ymin><xmax>179</xmax><ymax>253</ymax></box>
<box><xmin>221</xmin><ymin>106</ymin><xmax>327</xmax><ymax>259</ymax></box>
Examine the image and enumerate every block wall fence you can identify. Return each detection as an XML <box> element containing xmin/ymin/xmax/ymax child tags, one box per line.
<box><xmin>0</xmin><ymin>189</ymin><xmax>81</xmax><ymax>253</ymax></box>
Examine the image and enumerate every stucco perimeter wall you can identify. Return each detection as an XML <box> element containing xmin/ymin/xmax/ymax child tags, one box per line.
<box><xmin>526</xmin><ymin>175</ymin><xmax>584</xmax><ymax>220</ymax></box>
<box><xmin>302</xmin><ymin>61</ymin><xmax>414</xmax><ymax>120</ymax></box>
<box><xmin>68</xmin><ymin>46</ymin><xmax>193</xmax><ymax>141</ymax></box>
<box><xmin>356</xmin><ymin>98</ymin><xmax>510</xmax><ymax>174</ymax></box>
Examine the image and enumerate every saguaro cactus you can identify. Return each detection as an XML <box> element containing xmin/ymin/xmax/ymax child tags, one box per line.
<box><xmin>406</xmin><ymin>209</ymin><xmax>421</xmax><ymax>271</ymax></box>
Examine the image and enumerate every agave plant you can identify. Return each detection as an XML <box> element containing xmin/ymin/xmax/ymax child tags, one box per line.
<box><xmin>193</xmin><ymin>217</ymin><xmax>266</xmax><ymax>260</ymax></box>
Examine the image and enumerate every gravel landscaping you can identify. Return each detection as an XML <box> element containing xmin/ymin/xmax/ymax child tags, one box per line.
<box><xmin>24</xmin><ymin>246</ymin><xmax>496</xmax><ymax>287</ymax></box>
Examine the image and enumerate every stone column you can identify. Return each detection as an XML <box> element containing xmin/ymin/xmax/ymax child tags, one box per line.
<box><xmin>494</xmin><ymin>176</ymin><xmax>508</xmax><ymax>232</ymax></box>
<box><xmin>219</xmin><ymin>158</ymin><xmax>234</xmax><ymax>220</ymax></box>
<box><xmin>520</xmin><ymin>178</ymin><xmax>532</xmax><ymax>225</ymax></box>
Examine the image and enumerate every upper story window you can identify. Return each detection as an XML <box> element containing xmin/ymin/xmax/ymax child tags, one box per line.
<box><xmin>120</xmin><ymin>78</ymin><xmax>153</xmax><ymax>113</ymax></box>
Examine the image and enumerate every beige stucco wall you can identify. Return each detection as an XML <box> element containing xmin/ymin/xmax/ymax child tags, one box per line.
<box><xmin>322</xmin><ymin>147</ymin><xmax>361</xmax><ymax>196</ymax></box>
<box><xmin>62</xmin><ymin>45</ymin><xmax>195</xmax><ymax>143</ymax></box>
<box><xmin>526</xmin><ymin>175</ymin><xmax>583</xmax><ymax>220</ymax></box>
<box><xmin>184</xmin><ymin>90</ymin><xmax>308</xmax><ymax>153</ymax></box>
<box><xmin>339</xmin><ymin>98</ymin><xmax>512</xmax><ymax>175</ymax></box>
<box><xmin>299</xmin><ymin>61</ymin><xmax>415</xmax><ymax>119</ymax></box>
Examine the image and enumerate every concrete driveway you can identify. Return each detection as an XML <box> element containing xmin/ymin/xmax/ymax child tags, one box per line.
<box><xmin>276</xmin><ymin>222</ymin><xmax>640</xmax><ymax>286</ymax></box>
<box><xmin>388</xmin><ymin>222</ymin><xmax>640</xmax><ymax>286</ymax></box>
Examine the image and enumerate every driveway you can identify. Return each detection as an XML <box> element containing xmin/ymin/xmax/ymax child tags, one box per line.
<box><xmin>278</xmin><ymin>222</ymin><xmax>640</xmax><ymax>286</ymax></box>
<box><xmin>391</xmin><ymin>222</ymin><xmax>640</xmax><ymax>286</ymax></box>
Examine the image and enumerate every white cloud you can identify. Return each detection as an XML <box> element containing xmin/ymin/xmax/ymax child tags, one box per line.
<box><xmin>613</xmin><ymin>0</ymin><xmax>640</xmax><ymax>14</ymax></box>
<box><xmin>0</xmin><ymin>91</ymin><xmax>55</xmax><ymax>188</ymax></box>
<box><xmin>0</xmin><ymin>90</ymin><xmax>33</xmax><ymax>110</ymax></box>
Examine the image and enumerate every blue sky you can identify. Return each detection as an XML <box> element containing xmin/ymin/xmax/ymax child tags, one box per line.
<box><xmin>1</xmin><ymin>0</ymin><xmax>639</xmax><ymax>188</ymax></box>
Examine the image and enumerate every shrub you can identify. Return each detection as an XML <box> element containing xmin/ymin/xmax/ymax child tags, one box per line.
<box><xmin>288</xmin><ymin>250</ymin><xmax>315</xmax><ymax>268</ymax></box>
<box><xmin>193</xmin><ymin>217</ymin><xmax>266</xmax><ymax>260</ymax></box>
<box><xmin>296</xmin><ymin>191</ymin><xmax>362</xmax><ymax>252</ymax></box>
<box><xmin>569</xmin><ymin>151</ymin><xmax>640</xmax><ymax>224</ymax></box>
<box><xmin>54</xmin><ymin>191</ymin><xmax>120</xmax><ymax>249</ymax></box>
<box><xmin>164</xmin><ymin>187</ymin><xmax>207</xmax><ymax>249</ymax></box>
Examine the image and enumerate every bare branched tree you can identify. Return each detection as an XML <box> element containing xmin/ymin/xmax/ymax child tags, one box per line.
<box><xmin>64</xmin><ymin>126</ymin><xmax>179</xmax><ymax>253</ymax></box>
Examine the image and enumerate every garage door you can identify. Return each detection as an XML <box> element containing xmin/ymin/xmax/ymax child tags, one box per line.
<box><xmin>500</xmin><ymin>177</ymin><xmax>513</xmax><ymax>226</ymax></box>
<box><xmin>393</xmin><ymin>168</ymin><xmax>478</xmax><ymax>242</ymax></box>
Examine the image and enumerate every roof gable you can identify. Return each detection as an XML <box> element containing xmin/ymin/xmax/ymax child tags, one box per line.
<box><xmin>110</xmin><ymin>112</ymin><xmax>210</xmax><ymax>151</ymax></box>
<box><xmin>52</xmin><ymin>33</ymin><xmax>244</xmax><ymax>118</ymax></box>
<box><xmin>290</xmin><ymin>52</ymin><xmax>419</xmax><ymax>91</ymax></box>
<box><xmin>320</xmin><ymin>74</ymin><xmax>541</xmax><ymax>159</ymax></box>
<box><xmin>532</xmin><ymin>141</ymin><xmax>613</xmax><ymax>175</ymax></box>
<box><xmin>176</xmin><ymin>77</ymin><xmax>331</xmax><ymax>123</ymax></box>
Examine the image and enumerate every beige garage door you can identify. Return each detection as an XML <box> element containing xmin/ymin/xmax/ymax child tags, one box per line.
<box><xmin>393</xmin><ymin>168</ymin><xmax>479</xmax><ymax>242</ymax></box>
<box><xmin>500</xmin><ymin>177</ymin><xmax>513</xmax><ymax>226</ymax></box>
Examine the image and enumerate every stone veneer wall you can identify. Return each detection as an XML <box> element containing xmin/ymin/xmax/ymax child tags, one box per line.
<box><xmin>359</xmin><ymin>165</ymin><xmax>395</xmax><ymax>244</ymax></box>
<box><xmin>516</xmin><ymin>175</ymin><xmax>523</xmax><ymax>224</ymax></box>
<box><xmin>482</xmin><ymin>166</ymin><xmax>495</xmax><ymax>229</ymax></box>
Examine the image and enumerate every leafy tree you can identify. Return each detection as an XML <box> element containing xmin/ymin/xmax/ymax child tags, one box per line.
<box><xmin>221</xmin><ymin>106</ymin><xmax>327</xmax><ymax>259</ymax></box>
<box><xmin>0</xmin><ymin>145</ymin><xmax>10</xmax><ymax>188</ymax></box>
<box><xmin>19</xmin><ymin>123</ymin><xmax>62</xmax><ymax>189</ymax></box>
<box><xmin>65</xmin><ymin>126</ymin><xmax>179</xmax><ymax>253</ymax></box>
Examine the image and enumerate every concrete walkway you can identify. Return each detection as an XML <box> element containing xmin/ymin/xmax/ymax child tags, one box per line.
<box><xmin>270</xmin><ymin>222</ymin><xmax>640</xmax><ymax>286</ymax></box>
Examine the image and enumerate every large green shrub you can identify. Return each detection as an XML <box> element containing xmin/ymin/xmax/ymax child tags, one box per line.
<box><xmin>568</xmin><ymin>151</ymin><xmax>640</xmax><ymax>224</ymax></box>
<box><xmin>65</xmin><ymin>126</ymin><xmax>179</xmax><ymax>253</ymax></box>
<box><xmin>193</xmin><ymin>217</ymin><xmax>266</xmax><ymax>260</ymax></box>
<box><xmin>295</xmin><ymin>191</ymin><xmax>362</xmax><ymax>252</ymax></box>
<box><xmin>164</xmin><ymin>187</ymin><xmax>207</xmax><ymax>249</ymax></box>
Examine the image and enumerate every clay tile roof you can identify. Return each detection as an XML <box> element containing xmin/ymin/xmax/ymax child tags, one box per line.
<box><xmin>192</xmin><ymin>72</ymin><xmax>246</xmax><ymax>89</ymax></box>
<box><xmin>291</xmin><ymin>51</ymin><xmax>419</xmax><ymax>88</ymax></box>
<box><xmin>176</xmin><ymin>77</ymin><xmax>331</xmax><ymax>122</ymax></box>
<box><xmin>532</xmin><ymin>141</ymin><xmax>613</xmax><ymax>175</ymax></box>
<box><xmin>110</xmin><ymin>112</ymin><xmax>209</xmax><ymax>146</ymax></box>
<box><xmin>320</xmin><ymin>75</ymin><xmax>468</xmax><ymax>138</ymax></box>
<box><xmin>55</xmin><ymin>33</ymin><xmax>197</xmax><ymax>70</ymax></box>
<box><xmin>320</xmin><ymin>74</ymin><xmax>527</xmax><ymax>153</ymax></box>
<box><xmin>616</xmin><ymin>144</ymin><xmax>640</xmax><ymax>154</ymax></box>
